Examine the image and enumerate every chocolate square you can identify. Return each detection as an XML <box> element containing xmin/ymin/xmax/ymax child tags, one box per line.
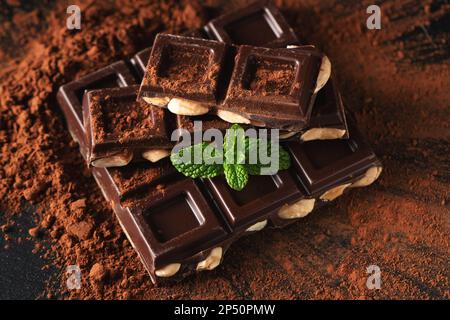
<box><xmin>83</xmin><ymin>86</ymin><xmax>171</xmax><ymax>163</ymax></box>
<box><xmin>204</xmin><ymin>0</ymin><xmax>298</xmax><ymax>47</ymax></box>
<box><xmin>131</xmin><ymin>30</ymin><xmax>209</xmax><ymax>78</ymax></box>
<box><xmin>56</xmin><ymin>61</ymin><xmax>137</xmax><ymax>158</ymax></box>
<box><xmin>138</xmin><ymin>34</ymin><xmax>228</xmax><ymax>104</ymax></box>
<box><xmin>223</xmin><ymin>45</ymin><xmax>323</xmax><ymax>130</ymax></box>
<box><xmin>206</xmin><ymin>171</ymin><xmax>302</xmax><ymax>231</ymax></box>
<box><xmin>287</xmin><ymin>122</ymin><xmax>378</xmax><ymax>195</ymax></box>
<box><xmin>130</xmin><ymin>178</ymin><xmax>228</xmax><ymax>267</ymax></box>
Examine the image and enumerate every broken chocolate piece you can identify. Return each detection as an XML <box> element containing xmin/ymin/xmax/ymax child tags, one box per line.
<box><xmin>222</xmin><ymin>45</ymin><xmax>323</xmax><ymax>130</ymax></box>
<box><xmin>56</xmin><ymin>61</ymin><xmax>137</xmax><ymax>158</ymax></box>
<box><xmin>286</xmin><ymin>121</ymin><xmax>380</xmax><ymax>197</ymax></box>
<box><xmin>138</xmin><ymin>34</ymin><xmax>326</xmax><ymax>131</ymax></box>
<box><xmin>83</xmin><ymin>86</ymin><xmax>172</xmax><ymax>167</ymax></box>
<box><xmin>138</xmin><ymin>34</ymin><xmax>228</xmax><ymax>109</ymax></box>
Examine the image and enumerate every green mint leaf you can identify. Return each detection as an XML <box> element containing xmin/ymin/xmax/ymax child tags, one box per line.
<box><xmin>224</xmin><ymin>124</ymin><xmax>245</xmax><ymax>164</ymax></box>
<box><xmin>224</xmin><ymin>163</ymin><xmax>248</xmax><ymax>191</ymax></box>
<box><xmin>245</xmin><ymin>164</ymin><xmax>262</xmax><ymax>175</ymax></box>
<box><xmin>278</xmin><ymin>146</ymin><xmax>291</xmax><ymax>170</ymax></box>
<box><xmin>170</xmin><ymin>143</ymin><xmax>223</xmax><ymax>178</ymax></box>
<box><xmin>243</xmin><ymin>137</ymin><xmax>291</xmax><ymax>175</ymax></box>
<box><xmin>169</xmin><ymin>125</ymin><xmax>291</xmax><ymax>191</ymax></box>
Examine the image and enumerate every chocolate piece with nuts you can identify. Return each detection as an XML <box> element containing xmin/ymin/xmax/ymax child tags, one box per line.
<box><xmin>83</xmin><ymin>85</ymin><xmax>172</xmax><ymax>167</ymax></box>
<box><xmin>138</xmin><ymin>34</ymin><xmax>228</xmax><ymax>113</ymax></box>
<box><xmin>221</xmin><ymin>45</ymin><xmax>325</xmax><ymax>130</ymax></box>
<box><xmin>138</xmin><ymin>34</ymin><xmax>329</xmax><ymax>131</ymax></box>
<box><xmin>56</xmin><ymin>61</ymin><xmax>137</xmax><ymax>158</ymax></box>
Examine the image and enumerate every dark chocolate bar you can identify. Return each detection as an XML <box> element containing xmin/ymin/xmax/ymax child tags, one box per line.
<box><xmin>83</xmin><ymin>80</ymin><xmax>347</xmax><ymax>168</ymax></box>
<box><xmin>138</xmin><ymin>34</ymin><xmax>326</xmax><ymax>131</ymax></box>
<box><xmin>92</xmin><ymin>124</ymin><xmax>381</xmax><ymax>284</ymax></box>
<box><xmin>83</xmin><ymin>86</ymin><xmax>172</xmax><ymax>167</ymax></box>
<box><xmin>81</xmin><ymin>86</ymin><xmax>242</xmax><ymax>167</ymax></box>
<box><xmin>204</xmin><ymin>0</ymin><xmax>299</xmax><ymax>48</ymax></box>
<box><xmin>56</xmin><ymin>2</ymin><xmax>380</xmax><ymax>283</ymax></box>
<box><xmin>57</xmin><ymin>60</ymin><xmax>381</xmax><ymax>283</ymax></box>
<box><xmin>131</xmin><ymin>1</ymin><xmax>348</xmax><ymax>140</ymax></box>
<box><xmin>133</xmin><ymin>46</ymin><xmax>347</xmax><ymax>141</ymax></box>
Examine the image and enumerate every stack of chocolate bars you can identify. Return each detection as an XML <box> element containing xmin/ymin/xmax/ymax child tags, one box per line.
<box><xmin>57</xmin><ymin>1</ymin><xmax>382</xmax><ymax>284</ymax></box>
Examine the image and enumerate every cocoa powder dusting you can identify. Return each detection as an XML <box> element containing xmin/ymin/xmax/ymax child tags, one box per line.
<box><xmin>0</xmin><ymin>0</ymin><xmax>449</xmax><ymax>299</ymax></box>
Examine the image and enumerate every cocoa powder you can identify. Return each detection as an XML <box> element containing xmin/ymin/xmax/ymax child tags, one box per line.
<box><xmin>0</xmin><ymin>0</ymin><xmax>449</xmax><ymax>300</ymax></box>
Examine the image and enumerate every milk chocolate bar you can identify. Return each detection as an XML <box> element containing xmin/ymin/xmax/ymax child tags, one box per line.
<box><xmin>57</xmin><ymin>61</ymin><xmax>381</xmax><ymax>283</ymax></box>
<box><xmin>138</xmin><ymin>34</ymin><xmax>326</xmax><ymax>131</ymax></box>
<box><xmin>203</xmin><ymin>0</ymin><xmax>299</xmax><ymax>47</ymax></box>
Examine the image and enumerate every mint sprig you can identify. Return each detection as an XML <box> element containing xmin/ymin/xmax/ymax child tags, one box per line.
<box><xmin>170</xmin><ymin>143</ymin><xmax>223</xmax><ymax>178</ymax></box>
<box><xmin>170</xmin><ymin>124</ymin><xmax>292</xmax><ymax>190</ymax></box>
<box><xmin>244</xmin><ymin>137</ymin><xmax>291</xmax><ymax>175</ymax></box>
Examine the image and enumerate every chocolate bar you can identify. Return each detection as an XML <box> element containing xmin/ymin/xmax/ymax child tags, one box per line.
<box><xmin>57</xmin><ymin>61</ymin><xmax>381</xmax><ymax>284</ymax></box>
<box><xmin>56</xmin><ymin>2</ymin><xmax>381</xmax><ymax>283</ymax></box>
<box><xmin>94</xmin><ymin>124</ymin><xmax>381</xmax><ymax>284</ymax></box>
<box><xmin>203</xmin><ymin>0</ymin><xmax>299</xmax><ymax>48</ymax></box>
<box><xmin>138</xmin><ymin>34</ymin><xmax>328</xmax><ymax>131</ymax></box>
<box><xmin>133</xmin><ymin>45</ymin><xmax>347</xmax><ymax>141</ymax></box>
<box><xmin>83</xmin><ymin>76</ymin><xmax>347</xmax><ymax>167</ymax></box>
<box><xmin>131</xmin><ymin>1</ymin><xmax>348</xmax><ymax>141</ymax></box>
<box><xmin>83</xmin><ymin>86</ymin><xmax>172</xmax><ymax>167</ymax></box>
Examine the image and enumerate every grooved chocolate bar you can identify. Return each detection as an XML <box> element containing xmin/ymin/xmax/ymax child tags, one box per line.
<box><xmin>57</xmin><ymin>59</ymin><xmax>381</xmax><ymax>284</ymax></box>
<box><xmin>131</xmin><ymin>0</ymin><xmax>348</xmax><ymax>141</ymax></box>
<box><xmin>56</xmin><ymin>1</ymin><xmax>381</xmax><ymax>284</ymax></box>
<box><xmin>138</xmin><ymin>34</ymin><xmax>326</xmax><ymax>131</ymax></box>
<box><xmin>133</xmin><ymin>45</ymin><xmax>348</xmax><ymax>141</ymax></box>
